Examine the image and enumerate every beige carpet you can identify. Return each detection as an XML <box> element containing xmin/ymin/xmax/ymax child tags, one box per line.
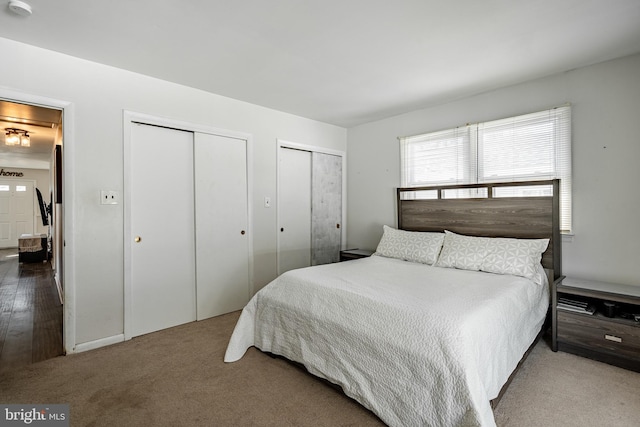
<box><xmin>493</xmin><ymin>335</ymin><xmax>640</xmax><ymax>427</ymax></box>
<box><xmin>1</xmin><ymin>311</ymin><xmax>639</xmax><ymax>426</ymax></box>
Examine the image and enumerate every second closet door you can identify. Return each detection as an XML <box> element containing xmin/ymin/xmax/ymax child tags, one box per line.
<box><xmin>311</xmin><ymin>152</ymin><xmax>342</xmax><ymax>265</ymax></box>
<box><xmin>278</xmin><ymin>147</ymin><xmax>312</xmax><ymax>274</ymax></box>
<box><xmin>130</xmin><ymin>123</ymin><xmax>196</xmax><ymax>337</ymax></box>
<box><xmin>195</xmin><ymin>133</ymin><xmax>250</xmax><ymax>320</ymax></box>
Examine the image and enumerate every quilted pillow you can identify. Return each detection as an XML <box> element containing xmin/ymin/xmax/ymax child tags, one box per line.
<box><xmin>435</xmin><ymin>230</ymin><xmax>550</xmax><ymax>280</ymax></box>
<box><xmin>435</xmin><ymin>230</ymin><xmax>492</xmax><ymax>271</ymax></box>
<box><xmin>374</xmin><ymin>225</ymin><xmax>444</xmax><ymax>265</ymax></box>
<box><xmin>480</xmin><ymin>237</ymin><xmax>549</xmax><ymax>280</ymax></box>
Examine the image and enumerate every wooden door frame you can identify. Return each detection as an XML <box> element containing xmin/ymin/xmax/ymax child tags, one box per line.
<box><xmin>123</xmin><ymin>111</ymin><xmax>254</xmax><ymax>340</ymax></box>
<box><xmin>276</xmin><ymin>139</ymin><xmax>347</xmax><ymax>275</ymax></box>
<box><xmin>0</xmin><ymin>88</ymin><xmax>74</xmax><ymax>354</ymax></box>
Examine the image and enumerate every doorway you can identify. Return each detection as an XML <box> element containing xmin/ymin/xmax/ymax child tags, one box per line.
<box><xmin>0</xmin><ymin>98</ymin><xmax>65</xmax><ymax>369</ymax></box>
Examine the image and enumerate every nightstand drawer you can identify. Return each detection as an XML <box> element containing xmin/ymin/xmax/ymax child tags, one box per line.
<box><xmin>557</xmin><ymin>311</ymin><xmax>640</xmax><ymax>359</ymax></box>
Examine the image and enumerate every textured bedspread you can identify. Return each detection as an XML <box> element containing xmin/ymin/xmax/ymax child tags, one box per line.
<box><xmin>225</xmin><ymin>256</ymin><xmax>548</xmax><ymax>427</ymax></box>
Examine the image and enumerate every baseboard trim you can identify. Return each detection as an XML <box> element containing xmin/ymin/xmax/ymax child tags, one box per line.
<box><xmin>73</xmin><ymin>334</ymin><xmax>124</xmax><ymax>353</ymax></box>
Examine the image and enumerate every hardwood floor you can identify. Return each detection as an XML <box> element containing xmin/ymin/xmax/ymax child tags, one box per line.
<box><xmin>0</xmin><ymin>248</ymin><xmax>63</xmax><ymax>374</ymax></box>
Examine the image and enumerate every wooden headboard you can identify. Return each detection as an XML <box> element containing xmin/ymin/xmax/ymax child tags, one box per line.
<box><xmin>397</xmin><ymin>179</ymin><xmax>561</xmax><ymax>280</ymax></box>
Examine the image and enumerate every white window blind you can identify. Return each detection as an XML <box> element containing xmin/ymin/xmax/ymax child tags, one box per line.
<box><xmin>400</xmin><ymin>105</ymin><xmax>572</xmax><ymax>233</ymax></box>
<box><xmin>400</xmin><ymin>126</ymin><xmax>473</xmax><ymax>186</ymax></box>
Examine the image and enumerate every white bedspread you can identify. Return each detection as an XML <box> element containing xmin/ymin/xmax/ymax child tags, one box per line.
<box><xmin>225</xmin><ymin>256</ymin><xmax>548</xmax><ymax>427</ymax></box>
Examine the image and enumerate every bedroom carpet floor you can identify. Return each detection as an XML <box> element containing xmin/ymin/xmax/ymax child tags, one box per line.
<box><xmin>1</xmin><ymin>310</ymin><xmax>639</xmax><ymax>426</ymax></box>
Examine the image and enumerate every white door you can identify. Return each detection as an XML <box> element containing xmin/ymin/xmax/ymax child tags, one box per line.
<box><xmin>130</xmin><ymin>123</ymin><xmax>196</xmax><ymax>337</ymax></box>
<box><xmin>14</xmin><ymin>181</ymin><xmax>34</xmax><ymax>239</ymax></box>
<box><xmin>194</xmin><ymin>133</ymin><xmax>249</xmax><ymax>320</ymax></box>
<box><xmin>278</xmin><ymin>147</ymin><xmax>311</xmax><ymax>274</ymax></box>
<box><xmin>0</xmin><ymin>180</ymin><xmax>35</xmax><ymax>248</ymax></box>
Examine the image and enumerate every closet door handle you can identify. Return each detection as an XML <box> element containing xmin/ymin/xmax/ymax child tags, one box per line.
<box><xmin>280</xmin><ymin>228</ymin><xmax>284</xmax><ymax>232</ymax></box>
<box><xmin>241</xmin><ymin>230</ymin><xmax>246</xmax><ymax>235</ymax></box>
<box><xmin>134</xmin><ymin>236</ymin><xmax>142</xmax><ymax>243</ymax></box>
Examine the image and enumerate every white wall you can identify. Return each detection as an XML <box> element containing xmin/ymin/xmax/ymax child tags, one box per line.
<box><xmin>347</xmin><ymin>53</ymin><xmax>640</xmax><ymax>287</ymax></box>
<box><xmin>0</xmin><ymin>37</ymin><xmax>346</xmax><ymax>349</ymax></box>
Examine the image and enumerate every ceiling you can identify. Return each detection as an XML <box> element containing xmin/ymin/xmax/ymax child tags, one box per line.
<box><xmin>0</xmin><ymin>0</ymin><xmax>639</xmax><ymax>130</ymax></box>
<box><xmin>0</xmin><ymin>101</ymin><xmax>61</xmax><ymax>169</ymax></box>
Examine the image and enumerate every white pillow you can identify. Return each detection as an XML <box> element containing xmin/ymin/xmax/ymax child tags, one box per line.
<box><xmin>435</xmin><ymin>230</ymin><xmax>492</xmax><ymax>271</ymax></box>
<box><xmin>435</xmin><ymin>230</ymin><xmax>549</xmax><ymax>280</ymax></box>
<box><xmin>480</xmin><ymin>236</ymin><xmax>549</xmax><ymax>280</ymax></box>
<box><xmin>374</xmin><ymin>225</ymin><xmax>444</xmax><ymax>265</ymax></box>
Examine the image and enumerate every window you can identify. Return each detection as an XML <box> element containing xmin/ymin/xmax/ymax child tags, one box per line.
<box><xmin>16</xmin><ymin>185</ymin><xmax>27</xmax><ymax>192</ymax></box>
<box><xmin>400</xmin><ymin>105</ymin><xmax>572</xmax><ymax>233</ymax></box>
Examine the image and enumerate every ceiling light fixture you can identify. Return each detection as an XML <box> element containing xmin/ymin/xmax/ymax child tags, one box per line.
<box><xmin>8</xmin><ymin>0</ymin><xmax>32</xmax><ymax>16</ymax></box>
<box><xmin>5</xmin><ymin>128</ymin><xmax>30</xmax><ymax>147</ymax></box>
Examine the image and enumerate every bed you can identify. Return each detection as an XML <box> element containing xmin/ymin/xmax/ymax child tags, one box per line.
<box><xmin>225</xmin><ymin>180</ymin><xmax>561</xmax><ymax>427</ymax></box>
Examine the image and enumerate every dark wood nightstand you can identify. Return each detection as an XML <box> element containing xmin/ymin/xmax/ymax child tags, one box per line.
<box><xmin>339</xmin><ymin>249</ymin><xmax>374</xmax><ymax>262</ymax></box>
<box><xmin>552</xmin><ymin>276</ymin><xmax>640</xmax><ymax>372</ymax></box>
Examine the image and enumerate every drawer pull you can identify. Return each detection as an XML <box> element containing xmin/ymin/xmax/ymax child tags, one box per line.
<box><xmin>604</xmin><ymin>334</ymin><xmax>622</xmax><ymax>343</ymax></box>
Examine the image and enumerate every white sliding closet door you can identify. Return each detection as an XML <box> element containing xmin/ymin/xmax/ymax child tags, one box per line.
<box><xmin>129</xmin><ymin>123</ymin><xmax>196</xmax><ymax>337</ymax></box>
<box><xmin>278</xmin><ymin>147</ymin><xmax>312</xmax><ymax>274</ymax></box>
<box><xmin>311</xmin><ymin>152</ymin><xmax>342</xmax><ymax>265</ymax></box>
<box><xmin>194</xmin><ymin>133</ymin><xmax>249</xmax><ymax>320</ymax></box>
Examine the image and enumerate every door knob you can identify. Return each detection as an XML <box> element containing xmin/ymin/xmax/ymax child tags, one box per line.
<box><xmin>241</xmin><ymin>230</ymin><xmax>246</xmax><ymax>235</ymax></box>
<box><xmin>134</xmin><ymin>236</ymin><xmax>141</xmax><ymax>243</ymax></box>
